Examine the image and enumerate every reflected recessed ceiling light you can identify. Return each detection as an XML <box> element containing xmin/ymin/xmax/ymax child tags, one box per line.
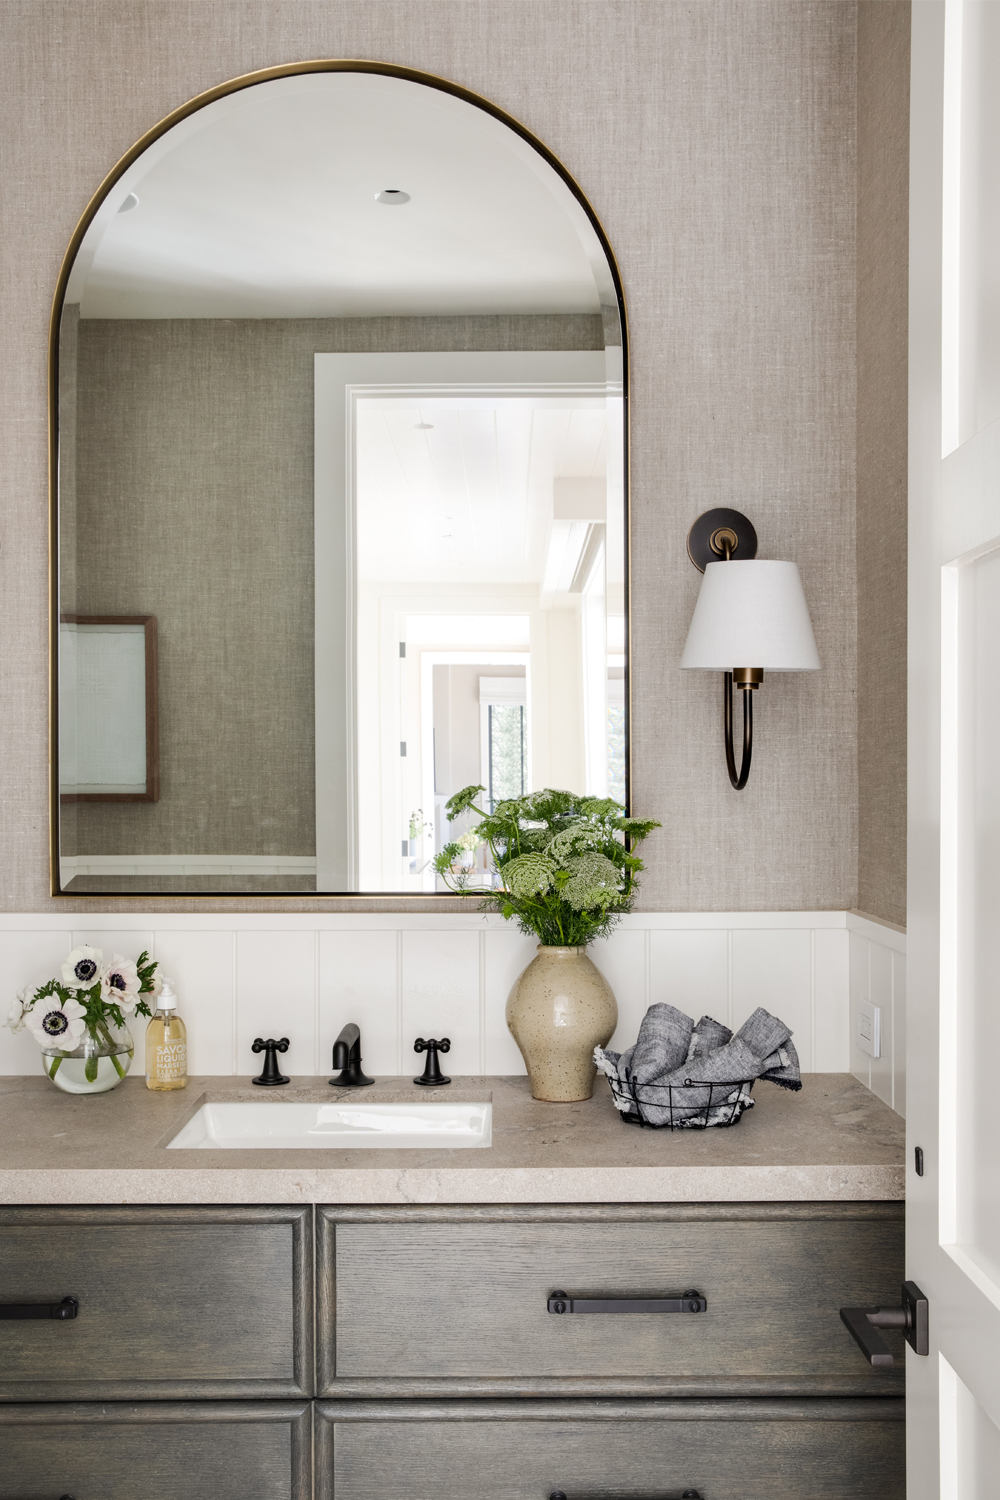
<box><xmin>375</xmin><ymin>189</ymin><xmax>410</xmax><ymax>205</ymax></box>
<box><xmin>117</xmin><ymin>192</ymin><xmax>140</xmax><ymax>214</ymax></box>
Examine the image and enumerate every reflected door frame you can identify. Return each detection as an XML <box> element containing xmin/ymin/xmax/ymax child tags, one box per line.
<box><xmin>314</xmin><ymin>351</ymin><xmax>610</xmax><ymax>891</ymax></box>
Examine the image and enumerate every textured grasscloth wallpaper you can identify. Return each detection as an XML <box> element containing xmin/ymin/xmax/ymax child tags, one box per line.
<box><xmin>0</xmin><ymin>0</ymin><xmax>886</xmax><ymax>914</ymax></box>
<box><xmin>855</xmin><ymin>1</ymin><xmax>909</xmax><ymax>929</ymax></box>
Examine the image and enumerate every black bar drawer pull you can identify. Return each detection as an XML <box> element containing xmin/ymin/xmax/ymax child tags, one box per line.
<box><xmin>547</xmin><ymin>1289</ymin><xmax>706</xmax><ymax>1314</ymax></box>
<box><xmin>0</xmin><ymin>1296</ymin><xmax>79</xmax><ymax>1321</ymax></box>
<box><xmin>550</xmin><ymin>1491</ymin><xmax>701</xmax><ymax>1499</ymax></box>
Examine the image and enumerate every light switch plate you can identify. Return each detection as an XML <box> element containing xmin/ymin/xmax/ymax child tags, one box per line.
<box><xmin>858</xmin><ymin>998</ymin><xmax>881</xmax><ymax>1059</ymax></box>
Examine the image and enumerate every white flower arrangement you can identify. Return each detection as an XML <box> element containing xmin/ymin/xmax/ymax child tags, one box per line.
<box><xmin>9</xmin><ymin>946</ymin><xmax>159</xmax><ymax>1083</ymax></box>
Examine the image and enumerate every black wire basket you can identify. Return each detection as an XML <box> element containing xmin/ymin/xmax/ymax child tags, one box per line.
<box><xmin>605</xmin><ymin>1074</ymin><xmax>756</xmax><ymax>1130</ymax></box>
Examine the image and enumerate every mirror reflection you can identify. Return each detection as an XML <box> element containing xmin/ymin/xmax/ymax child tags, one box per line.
<box><xmin>54</xmin><ymin>67</ymin><xmax>627</xmax><ymax>894</ymax></box>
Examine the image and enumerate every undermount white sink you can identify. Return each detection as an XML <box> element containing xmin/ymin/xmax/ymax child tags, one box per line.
<box><xmin>165</xmin><ymin>1100</ymin><xmax>492</xmax><ymax>1150</ymax></box>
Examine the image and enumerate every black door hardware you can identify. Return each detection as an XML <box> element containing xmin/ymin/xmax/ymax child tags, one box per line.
<box><xmin>330</xmin><ymin>1023</ymin><xmax>374</xmax><ymax>1087</ymax></box>
<box><xmin>0</xmin><ymin>1296</ymin><xmax>78</xmax><ymax>1320</ymax></box>
<box><xmin>251</xmin><ymin>1037</ymin><xmax>289</xmax><ymax>1086</ymax></box>
<box><xmin>548</xmin><ymin>1290</ymin><xmax>707</xmax><ymax>1314</ymax></box>
<box><xmin>550</xmin><ymin>1491</ymin><xmax>701</xmax><ymax>1499</ymax></box>
<box><xmin>414</xmin><ymin>1037</ymin><xmax>451</xmax><ymax>1086</ymax></box>
<box><xmin>840</xmin><ymin>1280</ymin><xmax>928</xmax><ymax>1365</ymax></box>
<box><xmin>915</xmin><ymin>1145</ymin><xmax>924</xmax><ymax>1176</ymax></box>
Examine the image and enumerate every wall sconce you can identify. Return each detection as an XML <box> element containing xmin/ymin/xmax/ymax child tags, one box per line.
<box><xmin>680</xmin><ymin>508</ymin><xmax>819</xmax><ymax>790</ymax></box>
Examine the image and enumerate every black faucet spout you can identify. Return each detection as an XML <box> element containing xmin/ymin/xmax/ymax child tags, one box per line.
<box><xmin>330</xmin><ymin>1022</ymin><xmax>375</xmax><ymax>1087</ymax></box>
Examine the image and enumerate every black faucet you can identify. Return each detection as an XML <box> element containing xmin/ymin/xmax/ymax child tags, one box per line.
<box><xmin>413</xmin><ymin>1036</ymin><xmax>451</xmax><ymax>1086</ymax></box>
<box><xmin>251</xmin><ymin>1037</ymin><xmax>289</xmax><ymax>1086</ymax></box>
<box><xmin>330</xmin><ymin>1022</ymin><xmax>374</xmax><ymax>1087</ymax></box>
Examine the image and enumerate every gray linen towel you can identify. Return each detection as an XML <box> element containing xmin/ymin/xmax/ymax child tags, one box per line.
<box><xmin>649</xmin><ymin>1036</ymin><xmax>764</xmax><ymax>1124</ymax></box>
<box><xmin>594</xmin><ymin>1002</ymin><xmax>802</xmax><ymax>1125</ymax></box>
<box><xmin>758</xmin><ymin>1036</ymin><xmax>802</xmax><ymax>1091</ymax></box>
<box><xmin>623</xmin><ymin>1003</ymin><xmax>693</xmax><ymax>1084</ymax></box>
<box><xmin>687</xmin><ymin>1014</ymin><xmax>733</xmax><ymax>1059</ymax></box>
<box><xmin>735</xmin><ymin>1006</ymin><xmax>792</xmax><ymax>1060</ymax></box>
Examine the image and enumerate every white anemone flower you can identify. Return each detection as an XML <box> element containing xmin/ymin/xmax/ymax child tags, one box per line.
<box><xmin>27</xmin><ymin>995</ymin><xmax>87</xmax><ymax>1050</ymax></box>
<box><xmin>62</xmin><ymin>945</ymin><xmax>103</xmax><ymax>989</ymax></box>
<box><xmin>7</xmin><ymin>986</ymin><xmax>35</xmax><ymax>1034</ymax></box>
<box><xmin>101</xmin><ymin>954</ymin><xmax>140</xmax><ymax>1010</ymax></box>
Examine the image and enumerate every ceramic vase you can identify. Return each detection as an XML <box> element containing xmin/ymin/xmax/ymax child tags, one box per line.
<box><xmin>506</xmin><ymin>945</ymin><xmax>618</xmax><ymax>1102</ymax></box>
<box><xmin>40</xmin><ymin>1018</ymin><xmax>134</xmax><ymax>1095</ymax></box>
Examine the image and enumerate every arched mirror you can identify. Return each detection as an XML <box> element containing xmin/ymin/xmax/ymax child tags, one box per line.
<box><xmin>51</xmin><ymin>62</ymin><xmax>628</xmax><ymax>896</ymax></box>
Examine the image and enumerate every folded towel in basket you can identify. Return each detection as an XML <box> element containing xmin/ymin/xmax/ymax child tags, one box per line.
<box><xmin>594</xmin><ymin>1003</ymin><xmax>801</xmax><ymax>1127</ymax></box>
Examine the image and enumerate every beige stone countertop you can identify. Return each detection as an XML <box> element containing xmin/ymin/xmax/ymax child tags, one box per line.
<box><xmin>0</xmin><ymin>1072</ymin><xmax>904</xmax><ymax>1205</ymax></box>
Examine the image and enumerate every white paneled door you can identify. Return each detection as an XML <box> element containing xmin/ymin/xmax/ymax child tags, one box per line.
<box><xmin>909</xmin><ymin>4</ymin><xmax>1000</xmax><ymax>1493</ymax></box>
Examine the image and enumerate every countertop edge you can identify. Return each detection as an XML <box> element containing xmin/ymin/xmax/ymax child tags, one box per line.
<box><xmin>0</xmin><ymin>1165</ymin><xmax>905</xmax><ymax>1205</ymax></box>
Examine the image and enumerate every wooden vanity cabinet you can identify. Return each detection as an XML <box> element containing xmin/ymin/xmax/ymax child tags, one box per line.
<box><xmin>0</xmin><ymin>1401</ymin><xmax>312</xmax><ymax>1500</ymax></box>
<box><xmin>0</xmin><ymin>1206</ymin><xmax>312</xmax><ymax>1401</ymax></box>
<box><xmin>0</xmin><ymin>1201</ymin><xmax>905</xmax><ymax>1497</ymax></box>
<box><xmin>318</xmin><ymin>1203</ymin><xmax>906</xmax><ymax>1398</ymax></box>
<box><xmin>316</xmin><ymin>1398</ymin><xmax>906</xmax><ymax>1500</ymax></box>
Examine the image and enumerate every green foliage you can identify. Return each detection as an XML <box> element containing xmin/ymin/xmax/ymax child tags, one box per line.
<box><xmin>433</xmin><ymin>787</ymin><xmax>661</xmax><ymax>946</ymax></box>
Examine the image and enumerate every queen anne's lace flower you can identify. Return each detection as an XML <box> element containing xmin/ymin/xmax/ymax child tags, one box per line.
<box><xmin>101</xmin><ymin>954</ymin><xmax>141</xmax><ymax>1010</ymax></box>
<box><xmin>26</xmin><ymin>995</ymin><xmax>86</xmax><ymax>1049</ymax></box>
<box><xmin>561</xmin><ymin>852</ymin><xmax>623</xmax><ymax>911</ymax></box>
<box><xmin>503</xmin><ymin>853</ymin><xmax>557</xmax><ymax>898</ymax></box>
<box><xmin>545</xmin><ymin>822</ymin><xmax>603</xmax><ymax>860</ymax></box>
<box><xmin>62</xmin><ymin>945</ymin><xmax>103</xmax><ymax>989</ymax></box>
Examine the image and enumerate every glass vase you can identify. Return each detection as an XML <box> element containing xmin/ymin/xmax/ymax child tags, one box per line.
<box><xmin>40</xmin><ymin>1017</ymin><xmax>134</xmax><ymax>1095</ymax></box>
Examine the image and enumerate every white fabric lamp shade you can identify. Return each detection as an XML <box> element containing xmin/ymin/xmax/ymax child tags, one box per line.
<box><xmin>680</xmin><ymin>560</ymin><xmax>820</xmax><ymax>672</ymax></box>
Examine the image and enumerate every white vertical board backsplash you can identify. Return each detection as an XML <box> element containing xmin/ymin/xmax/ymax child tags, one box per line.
<box><xmin>0</xmin><ymin>911</ymin><xmax>903</xmax><ymax>1112</ymax></box>
<box><xmin>847</xmin><ymin>911</ymin><xmax>907</xmax><ymax>1116</ymax></box>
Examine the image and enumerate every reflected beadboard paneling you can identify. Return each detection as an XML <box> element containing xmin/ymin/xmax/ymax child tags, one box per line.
<box><xmin>0</xmin><ymin>913</ymin><xmax>903</xmax><ymax>1113</ymax></box>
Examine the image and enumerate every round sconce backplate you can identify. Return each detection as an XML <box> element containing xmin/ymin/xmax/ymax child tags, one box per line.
<box><xmin>686</xmin><ymin>508</ymin><xmax>759</xmax><ymax>572</ymax></box>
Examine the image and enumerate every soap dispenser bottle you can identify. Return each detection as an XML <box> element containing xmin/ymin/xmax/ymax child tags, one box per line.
<box><xmin>145</xmin><ymin>978</ymin><xmax>188</xmax><ymax>1090</ymax></box>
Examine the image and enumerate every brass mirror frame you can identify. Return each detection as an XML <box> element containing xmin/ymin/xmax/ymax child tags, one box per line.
<box><xmin>48</xmin><ymin>58</ymin><xmax>631</xmax><ymax>901</ymax></box>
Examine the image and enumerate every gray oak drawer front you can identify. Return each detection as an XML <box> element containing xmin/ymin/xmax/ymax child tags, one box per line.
<box><xmin>320</xmin><ymin>1205</ymin><xmax>904</xmax><ymax>1397</ymax></box>
<box><xmin>0</xmin><ymin>1402</ymin><xmax>311</xmax><ymax>1500</ymax></box>
<box><xmin>316</xmin><ymin>1399</ymin><xmax>906</xmax><ymax>1500</ymax></box>
<box><xmin>0</xmin><ymin>1207</ymin><xmax>312</xmax><ymax>1400</ymax></box>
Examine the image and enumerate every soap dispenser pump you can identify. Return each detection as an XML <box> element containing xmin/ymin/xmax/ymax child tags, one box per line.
<box><xmin>145</xmin><ymin>978</ymin><xmax>188</xmax><ymax>1091</ymax></box>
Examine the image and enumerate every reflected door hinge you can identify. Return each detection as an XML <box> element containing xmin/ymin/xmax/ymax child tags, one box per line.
<box><xmin>400</xmin><ymin>741</ymin><xmax>407</xmax><ymax>756</ymax></box>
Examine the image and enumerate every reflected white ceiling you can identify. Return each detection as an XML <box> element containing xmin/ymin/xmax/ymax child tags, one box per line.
<box><xmin>356</xmin><ymin>396</ymin><xmax>608</xmax><ymax>585</ymax></box>
<box><xmin>76</xmin><ymin>72</ymin><xmax>606</xmax><ymax>319</ymax></box>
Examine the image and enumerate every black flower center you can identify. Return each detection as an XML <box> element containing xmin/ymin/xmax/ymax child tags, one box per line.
<box><xmin>109</xmin><ymin>972</ymin><xmax>126</xmax><ymax>991</ymax></box>
<box><xmin>41</xmin><ymin>1009</ymin><xmax>69</xmax><ymax>1036</ymax></box>
<box><xmin>74</xmin><ymin>959</ymin><xmax>98</xmax><ymax>983</ymax></box>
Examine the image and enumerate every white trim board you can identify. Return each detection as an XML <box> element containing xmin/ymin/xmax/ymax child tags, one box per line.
<box><xmin>60</xmin><ymin>855</ymin><xmax>317</xmax><ymax>878</ymax></box>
